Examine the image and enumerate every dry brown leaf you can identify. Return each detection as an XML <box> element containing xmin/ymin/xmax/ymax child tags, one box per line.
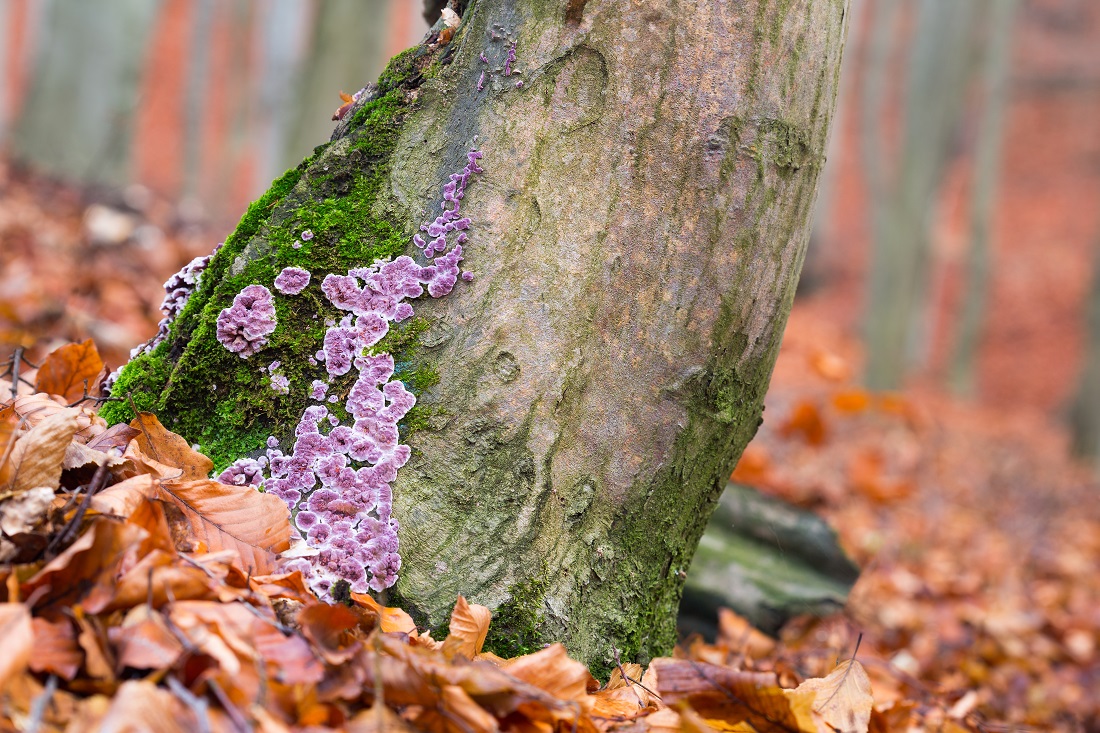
<box><xmin>4</xmin><ymin>407</ymin><xmax>79</xmax><ymax>494</ymax></box>
<box><xmin>30</xmin><ymin>616</ymin><xmax>83</xmax><ymax>679</ymax></box>
<box><xmin>92</xmin><ymin>476</ymin><xmax>291</xmax><ymax>575</ymax></box>
<box><xmin>86</xmin><ymin>421</ymin><xmax>140</xmax><ymax>452</ymax></box>
<box><xmin>503</xmin><ymin>643</ymin><xmax>596</xmax><ymax>711</ymax></box>
<box><xmin>352</xmin><ymin>590</ymin><xmax>418</xmax><ymax>635</ymax></box>
<box><xmin>653</xmin><ymin>657</ymin><xmax>812</xmax><ymax>732</ymax></box>
<box><xmin>347</xmin><ymin>704</ymin><xmax>420</xmax><ymax>732</ymax></box>
<box><xmin>443</xmin><ymin>594</ymin><xmax>491</xmax><ymax>660</ymax></box>
<box><xmin>717</xmin><ymin>608</ymin><xmax>777</xmax><ymax>659</ymax></box>
<box><xmin>251</xmin><ymin>615</ymin><xmax>326</xmax><ymax>685</ymax></box>
<box><xmin>62</xmin><ymin>440</ymin><xmax>123</xmax><ymax>470</ymax></box>
<box><xmin>102</xmin><ymin>547</ymin><xmax>219</xmax><ymax>612</ymax></box>
<box><xmin>790</xmin><ymin>660</ymin><xmax>873</xmax><ymax>733</ymax></box>
<box><xmin>0</xmin><ymin>603</ymin><xmax>33</xmax><ymax>688</ymax></box>
<box><xmin>90</xmin><ymin>680</ymin><xmax>197</xmax><ymax>733</ymax></box>
<box><xmin>251</xmin><ymin>570</ymin><xmax>318</xmax><ymax>605</ymax></box>
<box><xmin>12</xmin><ymin>393</ymin><xmax>105</xmax><ymax>442</ymax></box>
<box><xmin>593</xmin><ymin>662</ymin><xmax>659</xmax><ymax>720</ymax></box>
<box><xmin>74</xmin><ymin>610</ymin><xmax>115</xmax><ymax>680</ymax></box>
<box><xmin>112</xmin><ymin>605</ymin><xmax>186</xmax><ymax>670</ymax></box>
<box><xmin>299</xmin><ymin>602</ymin><xmax>362</xmax><ymax>665</ymax></box>
<box><xmin>35</xmin><ymin>339</ymin><xmax>105</xmax><ymax>403</ymax></box>
<box><xmin>129</xmin><ymin>411</ymin><xmax>213</xmax><ymax>481</ymax></box>
<box><xmin>22</xmin><ymin>516</ymin><xmax>146</xmax><ymax>611</ymax></box>
<box><xmin>0</xmin><ymin>485</ymin><xmax>53</xmax><ymax>535</ymax></box>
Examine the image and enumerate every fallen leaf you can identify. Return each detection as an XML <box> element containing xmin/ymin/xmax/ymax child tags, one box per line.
<box><xmin>251</xmin><ymin>615</ymin><xmax>326</xmax><ymax>685</ymax></box>
<box><xmin>351</xmin><ymin>591</ymin><xmax>419</xmax><ymax>635</ymax></box>
<box><xmin>35</xmin><ymin>339</ymin><xmax>105</xmax><ymax>403</ymax></box>
<box><xmin>780</xmin><ymin>401</ymin><xmax>828</xmax><ymax>446</ymax></box>
<box><xmin>443</xmin><ymin>594</ymin><xmax>491</xmax><ymax>660</ymax></box>
<box><xmin>347</xmin><ymin>703</ymin><xmax>419</xmax><ymax>732</ymax></box>
<box><xmin>653</xmin><ymin>657</ymin><xmax>810</xmax><ymax>732</ymax></box>
<box><xmin>299</xmin><ymin>602</ymin><xmax>362</xmax><ymax>665</ymax></box>
<box><xmin>30</xmin><ymin>616</ymin><xmax>84</xmax><ymax>679</ymax></box>
<box><xmin>74</xmin><ymin>610</ymin><xmax>115</xmax><ymax>680</ymax></box>
<box><xmin>112</xmin><ymin>605</ymin><xmax>186</xmax><ymax>670</ymax></box>
<box><xmin>91</xmin><ymin>680</ymin><xmax>197</xmax><ymax>733</ymax></box>
<box><xmin>809</xmin><ymin>350</ymin><xmax>850</xmax><ymax>382</ymax></box>
<box><xmin>92</xmin><ymin>476</ymin><xmax>291</xmax><ymax>575</ymax></box>
<box><xmin>22</xmin><ymin>516</ymin><xmax>146</xmax><ymax>611</ymax></box>
<box><xmin>4</xmin><ymin>407</ymin><xmax>79</xmax><ymax>494</ymax></box>
<box><xmin>129</xmin><ymin>411</ymin><xmax>213</xmax><ymax>481</ymax></box>
<box><xmin>790</xmin><ymin>660</ymin><xmax>872</xmax><ymax>733</ymax></box>
<box><xmin>831</xmin><ymin>389</ymin><xmax>872</xmax><ymax>414</ymax></box>
<box><xmin>503</xmin><ymin>643</ymin><xmax>595</xmax><ymax>711</ymax></box>
<box><xmin>12</xmin><ymin>393</ymin><xmax>105</xmax><ymax>441</ymax></box>
<box><xmin>62</xmin><ymin>440</ymin><xmax>123</xmax><ymax>470</ymax></box>
<box><xmin>0</xmin><ymin>603</ymin><xmax>33</xmax><ymax>688</ymax></box>
<box><xmin>717</xmin><ymin>608</ymin><xmax>777</xmax><ymax>658</ymax></box>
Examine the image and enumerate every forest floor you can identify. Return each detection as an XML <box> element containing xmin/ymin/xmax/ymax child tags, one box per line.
<box><xmin>1</xmin><ymin>158</ymin><xmax>1098</xmax><ymax>731</ymax></box>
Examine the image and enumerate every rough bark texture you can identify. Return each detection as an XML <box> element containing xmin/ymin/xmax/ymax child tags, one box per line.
<box><xmin>103</xmin><ymin>0</ymin><xmax>849</xmax><ymax>673</ymax></box>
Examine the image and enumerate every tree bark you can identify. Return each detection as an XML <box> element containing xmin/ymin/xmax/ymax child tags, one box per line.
<box><xmin>103</xmin><ymin>0</ymin><xmax>849</xmax><ymax>673</ymax></box>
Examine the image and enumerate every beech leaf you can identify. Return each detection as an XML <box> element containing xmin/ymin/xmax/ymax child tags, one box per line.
<box><xmin>93</xmin><ymin>476</ymin><xmax>291</xmax><ymax>575</ymax></box>
<box><xmin>790</xmin><ymin>660</ymin><xmax>873</xmax><ymax>733</ymax></box>
<box><xmin>129</xmin><ymin>412</ymin><xmax>213</xmax><ymax>481</ymax></box>
<box><xmin>5</xmin><ymin>408</ymin><xmax>80</xmax><ymax>494</ymax></box>
<box><xmin>443</xmin><ymin>594</ymin><xmax>492</xmax><ymax>660</ymax></box>
<box><xmin>35</xmin><ymin>339</ymin><xmax>105</xmax><ymax>404</ymax></box>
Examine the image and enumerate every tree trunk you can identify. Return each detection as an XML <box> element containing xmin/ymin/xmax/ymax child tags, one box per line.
<box><xmin>863</xmin><ymin>0</ymin><xmax>978</xmax><ymax>390</ymax></box>
<box><xmin>948</xmin><ymin>0</ymin><xmax>1018</xmax><ymax>396</ymax></box>
<box><xmin>102</xmin><ymin>0</ymin><xmax>849</xmax><ymax>673</ymax></box>
<box><xmin>11</xmin><ymin>0</ymin><xmax>162</xmax><ymax>185</ymax></box>
<box><xmin>1071</xmin><ymin>246</ymin><xmax>1100</xmax><ymax>467</ymax></box>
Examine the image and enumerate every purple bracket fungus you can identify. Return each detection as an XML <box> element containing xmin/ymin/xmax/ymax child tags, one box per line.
<box><xmin>271</xmin><ymin>373</ymin><xmax>290</xmax><ymax>395</ymax></box>
<box><xmin>219</xmin><ymin>148</ymin><xmax>485</xmax><ymax>599</ymax></box>
<box><xmin>504</xmin><ymin>41</ymin><xmax>517</xmax><ymax>76</ymax></box>
<box><xmin>216</xmin><ymin>284</ymin><xmax>277</xmax><ymax>358</ymax></box>
<box><xmin>274</xmin><ymin>266</ymin><xmax>311</xmax><ymax>295</ymax></box>
<box><xmin>104</xmin><ymin>246</ymin><xmax>220</xmax><ymax>392</ymax></box>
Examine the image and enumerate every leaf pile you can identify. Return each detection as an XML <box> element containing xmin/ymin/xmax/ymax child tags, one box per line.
<box><xmin>735</xmin><ymin>308</ymin><xmax>1100</xmax><ymax>732</ymax></box>
<box><xmin>0</xmin><ymin>343</ymin><xmax>877</xmax><ymax>732</ymax></box>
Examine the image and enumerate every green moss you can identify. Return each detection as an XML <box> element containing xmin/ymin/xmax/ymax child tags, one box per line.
<box><xmin>100</xmin><ymin>43</ymin><xmax>448</xmax><ymax>470</ymax></box>
<box><xmin>483</xmin><ymin>573</ymin><xmax>550</xmax><ymax>658</ymax></box>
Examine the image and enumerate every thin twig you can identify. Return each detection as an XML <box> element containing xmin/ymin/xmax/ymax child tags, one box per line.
<box><xmin>46</xmin><ymin>458</ymin><xmax>113</xmax><ymax>556</ymax></box>
<box><xmin>25</xmin><ymin>674</ymin><xmax>58</xmax><ymax>733</ymax></box>
<box><xmin>1</xmin><ymin>348</ymin><xmax>40</xmax><ymax>402</ymax></box>
<box><xmin>207</xmin><ymin>678</ymin><xmax>252</xmax><ymax>733</ymax></box>
<box><xmin>166</xmin><ymin>676</ymin><xmax>213</xmax><ymax>733</ymax></box>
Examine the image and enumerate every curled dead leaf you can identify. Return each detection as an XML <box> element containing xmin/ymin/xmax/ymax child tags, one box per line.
<box><xmin>4</xmin><ymin>407</ymin><xmax>80</xmax><ymax>494</ymax></box>
<box><xmin>35</xmin><ymin>339</ymin><xmax>105</xmax><ymax>404</ymax></box>
<box><xmin>443</xmin><ymin>594</ymin><xmax>492</xmax><ymax>660</ymax></box>
<box><xmin>128</xmin><ymin>411</ymin><xmax>213</xmax><ymax>481</ymax></box>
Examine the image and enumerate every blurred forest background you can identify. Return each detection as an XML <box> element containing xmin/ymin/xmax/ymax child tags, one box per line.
<box><xmin>1</xmin><ymin>1</ymin><xmax>1100</xmax><ymax>726</ymax></box>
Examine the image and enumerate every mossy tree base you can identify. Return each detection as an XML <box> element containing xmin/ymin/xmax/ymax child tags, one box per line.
<box><xmin>104</xmin><ymin>0</ymin><xmax>850</xmax><ymax>676</ymax></box>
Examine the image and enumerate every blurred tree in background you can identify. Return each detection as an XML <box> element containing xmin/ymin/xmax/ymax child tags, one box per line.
<box><xmin>0</xmin><ymin>0</ymin><xmax>424</xmax><ymax>218</ymax></box>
